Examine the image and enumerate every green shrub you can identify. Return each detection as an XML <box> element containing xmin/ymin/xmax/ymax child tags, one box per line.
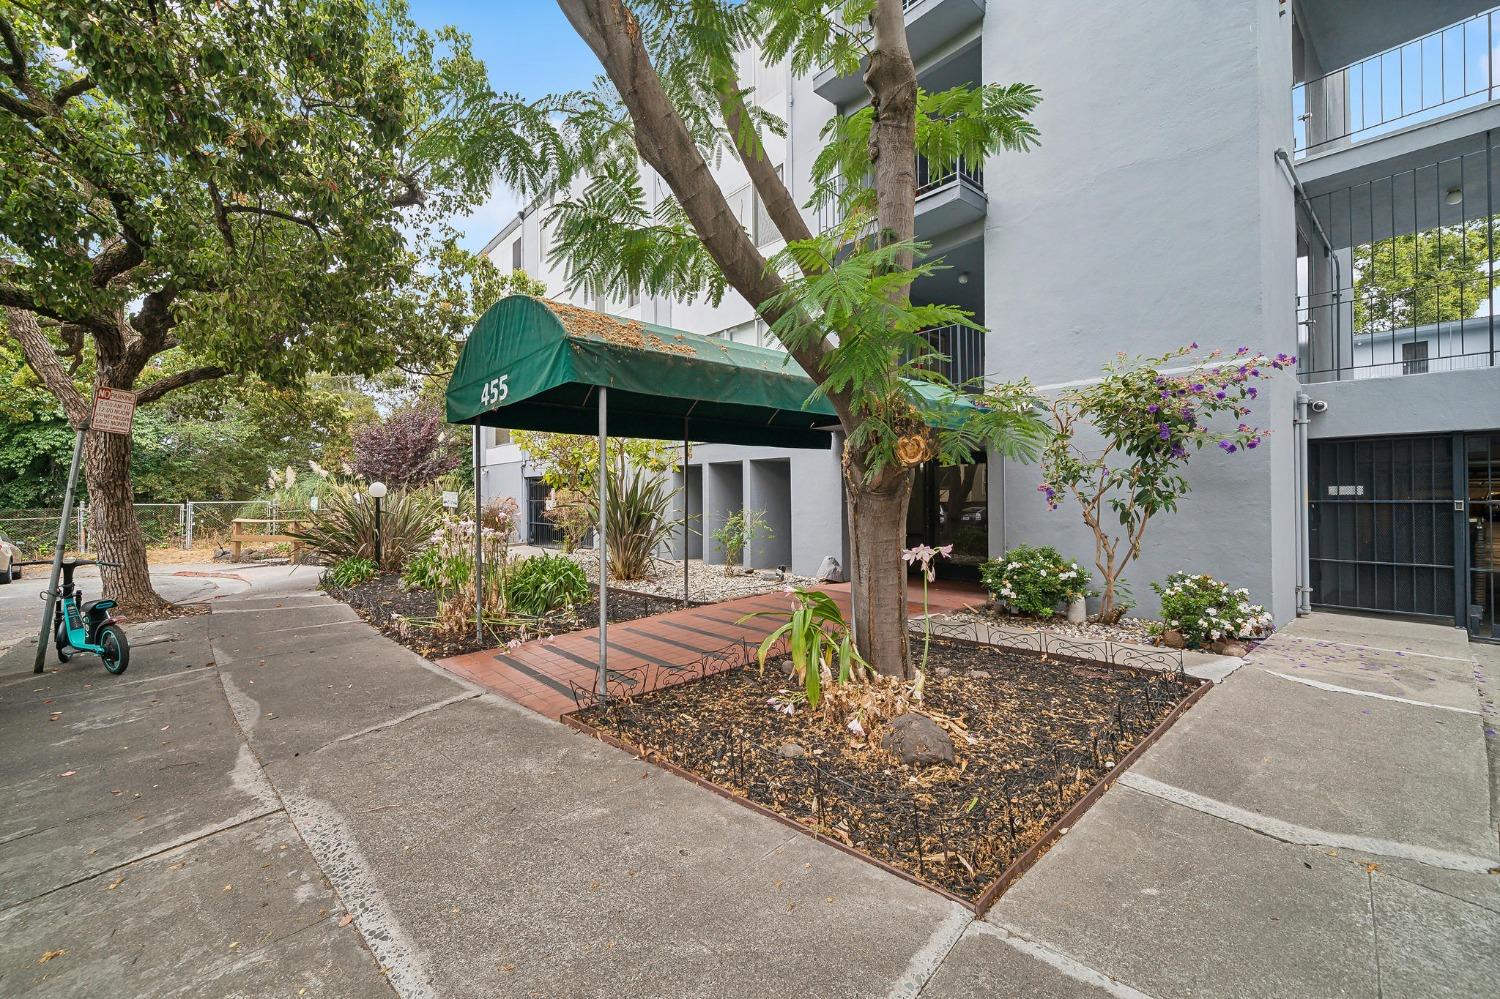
<box><xmin>401</xmin><ymin>545</ymin><xmax>444</xmax><ymax>591</ymax></box>
<box><xmin>328</xmin><ymin>556</ymin><xmax>377</xmax><ymax>588</ymax></box>
<box><xmin>711</xmin><ymin>508</ymin><xmax>772</xmax><ymax>570</ymax></box>
<box><xmin>603</xmin><ymin>458</ymin><xmax>677</xmax><ymax>580</ymax></box>
<box><xmin>505</xmin><ymin>553</ymin><xmax>589</xmax><ymax>616</ymax></box>
<box><xmin>1151</xmin><ymin>572</ymin><xmax>1272</xmax><ymax>649</ymax></box>
<box><xmin>290</xmin><ymin>489</ymin><xmax>442</xmax><ymax>571</ymax></box>
<box><xmin>979</xmin><ymin>544</ymin><xmax>1090</xmax><ymax>618</ymax></box>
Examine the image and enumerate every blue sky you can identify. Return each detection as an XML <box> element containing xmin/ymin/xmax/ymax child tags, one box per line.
<box><xmin>405</xmin><ymin>1</ymin><xmax>601</xmax><ymax>252</ymax></box>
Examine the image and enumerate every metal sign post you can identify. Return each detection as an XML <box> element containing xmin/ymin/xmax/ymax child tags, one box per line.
<box><xmin>473</xmin><ymin>425</ymin><xmax>483</xmax><ymax>645</ymax></box>
<box><xmin>596</xmin><ymin>387</ymin><xmax>609</xmax><ymax>701</ymax></box>
<box><xmin>33</xmin><ymin>425</ymin><xmax>87</xmax><ymax>674</ymax></box>
<box><xmin>33</xmin><ymin>388</ymin><xmax>137</xmax><ymax>674</ymax></box>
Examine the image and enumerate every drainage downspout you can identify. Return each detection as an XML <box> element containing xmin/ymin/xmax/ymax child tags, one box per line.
<box><xmin>1293</xmin><ymin>392</ymin><xmax>1313</xmax><ymax>615</ymax></box>
<box><xmin>1275</xmin><ymin>148</ymin><xmax>1342</xmax><ymax>375</ymax></box>
<box><xmin>1277</xmin><ymin>148</ymin><xmax>1324</xmax><ymax>617</ymax></box>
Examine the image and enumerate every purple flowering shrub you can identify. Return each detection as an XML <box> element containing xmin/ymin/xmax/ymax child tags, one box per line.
<box><xmin>1029</xmin><ymin>345</ymin><xmax>1293</xmax><ymax>622</ymax></box>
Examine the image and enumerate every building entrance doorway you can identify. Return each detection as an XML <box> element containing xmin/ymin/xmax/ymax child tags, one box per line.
<box><xmin>905</xmin><ymin>455</ymin><xmax>988</xmax><ymax>580</ymax></box>
<box><xmin>525</xmin><ymin>477</ymin><xmax>562</xmax><ymax>547</ymax></box>
<box><xmin>1309</xmin><ymin>433</ymin><xmax>1500</xmax><ymax>639</ymax></box>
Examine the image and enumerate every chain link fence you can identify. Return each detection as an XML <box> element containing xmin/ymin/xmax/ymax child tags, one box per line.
<box><xmin>0</xmin><ymin>500</ymin><xmax>311</xmax><ymax>558</ymax></box>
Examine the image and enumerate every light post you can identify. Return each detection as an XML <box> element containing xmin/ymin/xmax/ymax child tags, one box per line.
<box><xmin>368</xmin><ymin>482</ymin><xmax>387</xmax><ymax>567</ymax></box>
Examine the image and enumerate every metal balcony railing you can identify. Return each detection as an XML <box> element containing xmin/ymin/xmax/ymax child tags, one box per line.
<box><xmin>818</xmin><ymin>154</ymin><xmax>985</xmax><ymax>232</ymax></box>
<box><xmin>916</xmin><ymin>153</ymin><xmax>984</xmax><ymax>196</ymax></box>
<box><xmin>1296</xmin><ymin>281</ymin><xmax>1498</xmax><ymax>383</ymax></box>
<box><xmin>1294</xmin><ymin>7</ymin><xmax>1500</xmax><ymax>156</ymax></box>
<box><xmin>907</xmin><ymin>323</ymin><xmax>986</xmax><ymax>390</ymax></box>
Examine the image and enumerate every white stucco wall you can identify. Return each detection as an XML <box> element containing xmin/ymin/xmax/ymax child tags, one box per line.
<box><xmin>982</xmin><ymin>0</ymin><xmax>1299</xmax><ymax>621</ymax></box>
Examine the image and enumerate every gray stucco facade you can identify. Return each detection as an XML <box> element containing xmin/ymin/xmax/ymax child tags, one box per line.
<box><xmin>477</xmin><ymin>1</ymin><xmax>1500</xmax><ymax>637</ymax></box>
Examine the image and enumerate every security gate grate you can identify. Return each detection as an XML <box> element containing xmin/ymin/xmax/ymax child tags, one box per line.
<box><xmin>1309</xmin><ymin>436</ymin><xmax>1459</xmax><ymax>620</ymax></box>
<box><xmin>1467</xmin><ymin>434</ymin><xmax>1500</xmax><ymax>640</ymax></box>
<box><xmin>525</xmin><ymin>477</ymin><xmax>562</xmax><ymax>547</ymax></box>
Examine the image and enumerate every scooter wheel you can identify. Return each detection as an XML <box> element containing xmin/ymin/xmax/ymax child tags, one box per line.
<box><xmin>54</xmin><ymin>627</ymin><xmax>72</xmax><ymax>663</ymax></box>
<box><xmin>99</xmin><ymin>624</ymin><xmax>130</xmax><ymax>675</ymax></box>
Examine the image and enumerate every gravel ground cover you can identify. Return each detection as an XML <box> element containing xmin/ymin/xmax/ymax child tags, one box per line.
<box><xmin>570</xmin><ymin>552</ymin><xmax>821</xmax><ymax>603</ymax></box>
<box><xmin>938</xmin><ymin>607</ymin><xmax>1156</xmax><ymax>645</ymax></box>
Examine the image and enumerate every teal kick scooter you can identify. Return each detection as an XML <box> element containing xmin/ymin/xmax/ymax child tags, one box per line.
<box><xmin>21</xmin><ymin>558</ymin><xmax>131</xmax><ymax>674</ymax></box>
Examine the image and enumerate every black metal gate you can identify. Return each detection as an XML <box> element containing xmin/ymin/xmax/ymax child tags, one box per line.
<box><xmin>1309</xmin><ymin>435</ymin><xmax>1461</xmax><ymax>620</ymax></box>
<box><xmin>1466</xmin><ymin>434</ymin><xmax>1500</xmax><ymax>640</ymax></box>
<box><xmin>525</xmin><ymin>478</ymin><xmax>561</xmax><ymax>547</ymax></box>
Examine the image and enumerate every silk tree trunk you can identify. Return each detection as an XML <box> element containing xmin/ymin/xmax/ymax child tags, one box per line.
<box><xmin>555</xmin><ymin>0</ymin><xmax>924</xmax><ymax>677</ymax></box>
<box><xmin>845</xmin><ymin>463</ymin><xmax>914</xmax><ymax>675</ymax></box>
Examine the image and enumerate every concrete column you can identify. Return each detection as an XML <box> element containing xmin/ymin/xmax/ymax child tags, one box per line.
<box><xmin>745</xmin><ymin>459</ymin><xmax>793</xmax><ymax>570</ymax></box>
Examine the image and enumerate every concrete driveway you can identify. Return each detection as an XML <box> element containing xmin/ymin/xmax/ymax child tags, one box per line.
<box><xmin>0</xmin><ymin>570</ymin><xmax>1495</xmax><ymax>998</ymax></box>
<box><xmin>0</xmin><ymin>561</ymin><xmax>292</xmax><ymax>658</ymax></box>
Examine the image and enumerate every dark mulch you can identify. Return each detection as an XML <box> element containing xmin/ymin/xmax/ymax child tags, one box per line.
<box><xmin>324</xmin><ymin>572</ymin><xmax>694</xmax><ymax>659</ymax></box>
<box><xmin>572</xmin><ymin>636</ymin><xmax>1200</xmax><ymax>904</ymax></box>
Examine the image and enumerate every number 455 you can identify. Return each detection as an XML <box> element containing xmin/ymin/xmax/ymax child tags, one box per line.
<box><xmin>480</xmin><ymin>375</ymin><xmax>509</xmax><ymax>406</ymax></box>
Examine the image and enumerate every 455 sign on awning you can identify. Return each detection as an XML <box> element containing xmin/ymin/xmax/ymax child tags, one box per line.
<box><xmin>479</xmin><ymin>375</ymin><xmax>509</xmax><ymax>406</ymax></box>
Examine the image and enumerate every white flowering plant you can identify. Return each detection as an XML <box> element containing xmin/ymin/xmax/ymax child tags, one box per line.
<box><xmin>1150</xmin><ymin>572</ymin><xmax>1273</xmax><ymax>649</ymax></box>
<box><xmin>979</xmin><ymin>544</ymin><xmax>1091</xmax><ymax>618</ymax></box>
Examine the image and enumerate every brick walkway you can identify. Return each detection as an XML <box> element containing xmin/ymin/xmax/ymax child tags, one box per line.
<box><xmin>435</xmin><ymin>580</ymin><xmax>985</xmax><ymax>719</ymax></box>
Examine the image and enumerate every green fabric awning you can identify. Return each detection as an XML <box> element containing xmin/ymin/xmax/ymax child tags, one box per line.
<box><xmin>445</xmin><ymin>295</ymin><xmax>839</xmax><ymax>448</ymax></box>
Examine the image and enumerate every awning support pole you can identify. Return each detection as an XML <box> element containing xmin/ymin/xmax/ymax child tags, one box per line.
<box><xmin>596</xmin><ymin>387</ymin><xmax>609</xmax><ymax>702</ymax></box>
<box><xmin>682</xmin><ymin>416</ymin><xmax>690</xmax><ymax>608</ymax></box>
<box><xmin>473</xmin><ymin>425</ymin><xmax>483</xmax><ymax>645</ymax></box>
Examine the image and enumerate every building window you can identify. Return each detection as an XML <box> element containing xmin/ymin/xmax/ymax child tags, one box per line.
<box><xmin>487</xmin><ymin>427</ymin><xmax>511</xmax><ymax>448</ymax></box>
<box><xmin>753</xmin><ymin>165</ymin><xmax>784</xmax><ymax>247</ymax></box>
<box><xmin>511</xmin><ymin>238</ymin><xmax>522</xmax><ymax>271</ymax></box>
<box><xmin>1402</xmin><ymin>340</ymin><xmax>1430</xmax><ymax>375</ymax></box>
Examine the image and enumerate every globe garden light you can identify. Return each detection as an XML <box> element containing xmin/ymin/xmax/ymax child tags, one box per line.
<box><xmin>368</xmin><ymin>482</ymin><xmax>387</xmax><ymax>566</ymax></box>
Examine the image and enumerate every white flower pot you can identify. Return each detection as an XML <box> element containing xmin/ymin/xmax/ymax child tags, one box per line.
<box><xmin>1066</xmin><ymin>595</ymin><xmax>1087</xmax><ymax>624</ymax></box>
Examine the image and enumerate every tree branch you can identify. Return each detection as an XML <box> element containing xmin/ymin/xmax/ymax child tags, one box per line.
<box><xmin>53</xmin><ymin>74</ymin><xmax>93</xmax><ymax>107</ymax></box>
<box><xmin>0</xmin><ymin>16</ymin><xmax>27</xmax><ymax>89</ymax></box>
<box><xmin>554</xmin><ymin>0</ymin><xmax>844</xmax><ymax>423</ymax></box>
<box><xmin>206</xmin><ymin>178</ymin><xmax>237</xmax><ymax>251</ymax></box>
<box><xmin>136</xmin><ymin>365</ymin><xmax>227</xmax><ymax>404</ymax></box>
<box><xmin>4</xmin><ymin>306</ymin><xmax>88</xmax><ymax>424</ymax></box>
<box><xmin>389</xmin><ymin>173</ymin><xmax>426</xmax><ymax>208</ymax></box>
<box><xmin>714</xmin><ymin>72</ymin><xmax>813</xmax><ymax>252</ymax></box>
<box><xmin>222</xmin><ymin>203</ymin><xmax>323</xmax><ymax>239</ymax></box>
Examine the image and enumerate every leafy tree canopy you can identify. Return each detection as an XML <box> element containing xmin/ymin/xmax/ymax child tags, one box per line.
<box><xmin>1352</xmin><ymin>221</ymin><xmax>1492</xmax><ymax>334</ymax></box>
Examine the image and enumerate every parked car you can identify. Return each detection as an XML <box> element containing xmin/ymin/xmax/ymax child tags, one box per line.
<box><xmin>0</xmin><ymin>533</ymin><xmax>21</xmax><ymax>584</ymax></box>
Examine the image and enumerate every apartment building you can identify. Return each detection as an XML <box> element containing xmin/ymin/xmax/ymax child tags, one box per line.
<box><xmin>477</xmin><ymin>1</ymin><xmax>1500</xmax><ymax>639</ymax></box>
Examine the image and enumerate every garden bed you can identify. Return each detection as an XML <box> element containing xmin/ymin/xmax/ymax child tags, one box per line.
<box><xmin>567</xmin><ymin>635</ymin><xmax>1206</xmax><ymax>910</ymax></box>
<box><xmin>324</xmin><ymin>572</ymin><xmax>692</xmax><ymax>659</ymax></box>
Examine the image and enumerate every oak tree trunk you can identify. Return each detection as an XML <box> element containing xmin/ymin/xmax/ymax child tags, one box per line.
<box><xmin>845</xmin><ymin>462</ymin><xmax>914</xmax><ymax>677</ymax></box>
<box><xmin>82</xmin><ymin>424</ymin><xmax>163</xmax><ymax>612</ymax></box>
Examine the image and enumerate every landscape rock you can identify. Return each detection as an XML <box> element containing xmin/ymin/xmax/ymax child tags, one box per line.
<box><xmin>1208</xmin><ymin>639</ymin><xmax>1248</xmax><ymax>657</ymax></box>
<box><xmin>777</xmin><ymin>741</ymin><xmax>806</xmax><ymax>759</ymax></box>
<box><xmin>816</xmin><ymin>555</ymin><xmax>843</xmax><ymax>582</ymax></box>
<box><xmin>969</xmin><ymin>669</ymin><xmax>991</xmax><ymax>679</ymax></box>
<box><xmin>880</xmin><ymin>713</ymin><xmax>955</xmax><ymax>767</ymax></box>
<box><xmin>1159</xmin><ymin>629</ymin><xmax>1187</xmax><ymax>650</ymax></box>
<box><xmin>774</xmin><ymin>657</ymin><xmax>795</xmax><ymax>678</ymax></box>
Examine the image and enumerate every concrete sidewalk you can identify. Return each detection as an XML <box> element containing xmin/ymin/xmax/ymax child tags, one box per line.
<box><xmin>1</xmin><ymin>573</ymin><xmax>1495</xmax><ymax>998</ymax></box>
